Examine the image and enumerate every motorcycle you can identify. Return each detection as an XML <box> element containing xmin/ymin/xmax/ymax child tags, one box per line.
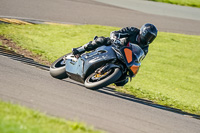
<box><xmin>50</xmin><ymin>42</ymin><xmax>145</xmax><ymax>90</ymax></box>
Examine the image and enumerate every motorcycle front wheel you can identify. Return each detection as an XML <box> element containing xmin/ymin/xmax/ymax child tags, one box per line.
<box><xmin>84</xmin><ymin>68</ymin><xmax>122</xmax><ymax>90</ymax></box>
<box><xmin>50</xmin><ymin>54</ymin><xmax>69</xmax><ymax>79</ymax></box>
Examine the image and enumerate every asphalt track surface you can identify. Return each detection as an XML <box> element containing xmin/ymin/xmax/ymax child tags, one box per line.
<box><xmin>95</xmin><ymin>0</ymin><xmax>200</xmax><ymax>21</ymax></box>
<box><xmin>0</xmin><ymin>0</ymin><xmax>200</xmax><ymax>35</ymax></box>
<box><xmin>0</xmin><ymin>0</ymin><xmax>200</xmax><ymax>133</ymax></box>
<box><xmin>0</xmin><ymin>49</ymin><xmax>200</xmax><ymax>133</ymax></box>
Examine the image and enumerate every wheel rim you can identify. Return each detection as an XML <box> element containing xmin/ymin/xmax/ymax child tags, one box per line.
<box><xmin>55</xmin><ymin>59</ymin><xmax>65</xmax><ymax>68</ymax></box>
<box><xmin>89</xmin><ymin>69</ymin><xmax>113</xmax><ymax>82</ymax></box>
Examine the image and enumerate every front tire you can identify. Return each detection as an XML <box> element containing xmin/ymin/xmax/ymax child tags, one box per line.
<box><xmin>84</xmin><ymin>68</ymin><xmax>122</xmax><ymax>90</ymax></box>
<box><xmin>50</xmin><ymin>54</ymin><xmax>69</xmax><ymax>79</ymax></box>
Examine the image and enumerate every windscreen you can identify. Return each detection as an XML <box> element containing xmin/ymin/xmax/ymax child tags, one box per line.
<box><xmin>130</xmin><ymin>43</ymin><xmax>145</xmax><ymax>63</ymax></box>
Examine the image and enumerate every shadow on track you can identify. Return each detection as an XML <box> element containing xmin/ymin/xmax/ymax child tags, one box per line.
<box><xmin>1</xmin><ymin>45</ymin><xmax>199</xmax><ymax>120</ymax></box>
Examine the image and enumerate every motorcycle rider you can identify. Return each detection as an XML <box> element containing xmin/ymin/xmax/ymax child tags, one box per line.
<box><xmin>72</xmin><ymin>23</ymin><xmax>158</xmax><ymax>58</ymax></box>
<box><xmin>72</xmin><ymin>23</ymin><xmax>157</xmax><ymax>86</ymax></box>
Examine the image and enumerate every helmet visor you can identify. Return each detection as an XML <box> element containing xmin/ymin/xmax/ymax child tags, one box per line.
<box><xmin>141</xmin><ymin>31</ymin><xmax>156</xmax><ymax>44</ymax></box>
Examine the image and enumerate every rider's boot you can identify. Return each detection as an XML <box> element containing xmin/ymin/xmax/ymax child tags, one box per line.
<box><xmin>72</xmin><ymin>36</ymin><xmax>107</xmax><ymax>58</ymax></box>
<box><xmin>72</xmin><ymin>46</ymin><xmax>85</xmax><ymax>55</ymax></box>
<box><xmin>72</xmin><ymin>41</ymin><xmax>94</xmax><ymax>58</ymax></box>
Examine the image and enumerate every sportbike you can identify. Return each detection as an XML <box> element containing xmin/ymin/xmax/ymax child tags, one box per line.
<box><xmin>50</xmin><ymin>42</ymin><xmax>145</xmax><ymax>90</ymax></box>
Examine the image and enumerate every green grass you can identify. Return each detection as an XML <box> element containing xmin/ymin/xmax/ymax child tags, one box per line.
<box><xmin>0</xmin><ymin>24</ymin><xmax>200</xmax><ymax>116</ymax></box>
<box><xmin>0</xmin><ymin>24</ymin><xmax>117</xmax><ymax>62</ymax></box>
<box><xmin>0</xmin><ymin>101</ymin><xmax>103</xmax><ymax>133</ymax></box>
<box><xmin>118</xmin><ymin>32</ymin><xmax>200</xmax><ymax>114</ymax></box>
<box><xmin>151</xmin><ymin>0</ymin><xmax>200</xmax><ymax>8</ymax></box>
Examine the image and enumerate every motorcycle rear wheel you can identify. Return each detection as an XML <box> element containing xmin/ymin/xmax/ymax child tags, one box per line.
<box><xmin>84</xmin><ymin>68</ymin><xmax>122</xmax><ymax>90</ymax></box>
<box><xmin>50</xmin><ymin>54</ymin><xmax>69</xmax><ymax>79</ymax></box>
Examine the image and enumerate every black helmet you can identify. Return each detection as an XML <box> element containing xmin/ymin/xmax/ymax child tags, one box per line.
<box><xmin>139</xmin><ymin>23</ymin><xmax>158</xmax><ymax>45</ymax></box>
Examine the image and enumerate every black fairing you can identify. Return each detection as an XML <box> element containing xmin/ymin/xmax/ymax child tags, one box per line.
<box><xmin>65</xmin><ymin>45</ymin><xmax>117</xmax><ymax>83</ymax></box>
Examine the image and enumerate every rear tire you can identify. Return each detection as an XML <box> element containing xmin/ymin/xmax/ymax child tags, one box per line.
<box><xmin>84</xmin><ymin>68</ymin><xmax>122</xmax><ymax>90</ymax></box>
<box><xmin>50</xmin><ymin>54</ymin><xmax>70</xmax><ymax>79</ymax></box>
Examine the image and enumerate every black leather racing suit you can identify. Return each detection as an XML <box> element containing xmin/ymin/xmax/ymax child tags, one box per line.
<box><xmin>84</xmin><ymin>27</ymin><xmax>149</xmax><ymax>56</ymax></box>
<box><xmin>110</xmin><ymin>27</ymin><xmax>149</xmax><ymax>55</ymax></box>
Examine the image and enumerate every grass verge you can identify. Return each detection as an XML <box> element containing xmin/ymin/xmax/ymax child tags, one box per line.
<box><xmin>0</xmin><ymin>24</ymin><xmax>199</xmax><ymax>116</ymax></box>
<box><xmin>151</xmin><ymin>0</ymin><xmax>200</xmax><ymax>8</ymax></box>
<box><xmin>0</xmin><ymin>101</ymin><xmax>103</xmax><ymax>133</ymax></box>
